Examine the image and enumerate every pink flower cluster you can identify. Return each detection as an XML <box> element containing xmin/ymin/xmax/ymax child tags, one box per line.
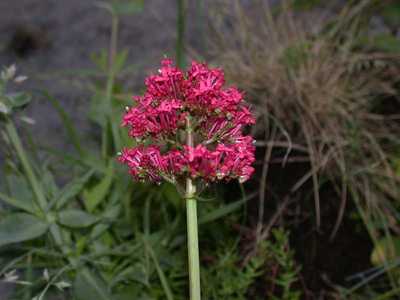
<box><xmin>119</xmin><ymin>59</ymin><xmax>255</xmax><ymax>184</ymax></box>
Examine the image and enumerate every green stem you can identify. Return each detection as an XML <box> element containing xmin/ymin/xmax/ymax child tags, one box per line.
<box><xmin>102</xmin><ymin>12</ymin><xmax>121</xmax><ymax>159</ymax></box>
<box><xmin>185</xmin><ymin>116</ymin><xmax>201</xmax><ymax>300</ymax></box>
<box><xmin>23</xmin><ymin>254</ymin><xmax>32</xmax><ymax>300</ymax></box>
<box><xmin>186</xmin><ymin>194</ymin><xmax>201</xmax><ymax>300</ymax></box>
<box><xmin>4</xmin><ymin>119</ymin><xmax>46</xmax><ymax>212</ymax></box>
<box><xmin>176</xmin><ymin>0</ymin><xmax>186</xmax><ymax>68</ymax></box>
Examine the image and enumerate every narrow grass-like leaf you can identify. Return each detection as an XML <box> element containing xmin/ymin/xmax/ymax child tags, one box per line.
<box><xmin>111</xmin><ymin>1</ymin><xmax>144</xmax><ymax>15</ymax></box>
<box><xmin>41</xmin><ymin>91</ymin><xmax>84</xmax><ymax>157</ymax></box>
<box><xmin>113</xmin><ymin>49</ymin><xmax>129</xmax><ymax>73</ymax></box>
<box><xmin>199</xmin><ymin>196</ymin><xmax>252</xmax><ymax>225</ymax></box>
<box><xmin>109</xmin><ymin>264</ymin><xmax>149</xmax><ymax>289</ymax></box>
<box><xmin>53</xmin><ymin>169</ymin><xmax>94</xmax><ymax>210</ymax></box>
<box><xmin>83</xmin><ymin>162</ymin><xmax>114</xmax><ymax>212</ymax></box>
<box><xmin>142</xmin><ymin>236</ymin><xmax>174</xmax><ymax>300</ymax></box>
<box><xmin>74</xmin><ymin>268</ymin><xmax>113</xmax><ymax>300</ymax></box>
<box><xmin>41</xmin><ymin>167</ymin><xmax>59</xmax><ymax>199</ymax></box>
<box><xmin>90</xmin><ymin>204</ymin><xmax>121</xmax><ymax>240</ymax></box>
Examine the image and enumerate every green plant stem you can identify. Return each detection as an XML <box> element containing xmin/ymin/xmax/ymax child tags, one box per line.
<box><xmin>185</xmin><ymin>116</ymin><xmax>201</xmax><ymax>300</ymax></box>
<box><xmin>176</xmin><ymin>0</ymin><xmax>186</xmax><ymax>68</ymax></box>
<box><xmin>4</xmin><ymin>118</ymin><xmax>46</xmax><ymax>212</ymax></box>
<box><xmin>186</xmin><ymin>194</ymin><xmax>201</xmax><ymax>300</ymax></box>
<box><xmin>23</xmin><ymin>254</ymin><xmax>32</xmax><ymax>300</ymax></box>
<box><xmin>102</xmin><ymin>12</ymin><xmax>121</xmax><ymax>159</ymax></box>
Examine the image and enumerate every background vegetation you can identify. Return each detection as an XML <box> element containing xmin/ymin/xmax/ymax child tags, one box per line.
<box><xmin>0</xmin><ymin>0</ymin><xmax>400</xmax><ymax>299</ymax></box>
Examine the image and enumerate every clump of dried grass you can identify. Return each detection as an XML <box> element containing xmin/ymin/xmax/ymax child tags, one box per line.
<box><xmin>207</xmin><ymin>0</ymin><xmax>400</xmax><ymax>244</ymax></box>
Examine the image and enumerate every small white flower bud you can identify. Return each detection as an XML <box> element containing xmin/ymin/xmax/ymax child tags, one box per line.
<box><xmin>14</xmin><ymin>75</ymin><xmax>28</xmax><ymax>83</ymax></box>
<box><xmin>239</xmin><ymin>176</ymin><xmax>247</xmax><ymax>183</ymax></box>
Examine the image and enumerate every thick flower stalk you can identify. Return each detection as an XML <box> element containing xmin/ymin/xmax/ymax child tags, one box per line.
<box><xmin>119</xmin><ymin>59</ymin><xmax>255</xmax><ymax>299</ymax></box>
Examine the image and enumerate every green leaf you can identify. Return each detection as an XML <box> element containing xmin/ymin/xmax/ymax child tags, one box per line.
<box><xmin>292</xmin><ymin>0</ymin><xmax>322</xmax><ymax>11</ymax></box>
<box><xmin>371</xmin><ymin>237</ymin><xmax>400</xmax><ymax>266</ymax></box>
<box><xmin>113</xmin><ymin>49</ymin><xmax>129</xmax><ymax>73</ymax></box>
<box><xmin>0</xmin><ymin>99</ymin><xmax>11</xmax><ymax>115</ymax></box>
<box><xmin>366</xmin><ymin>34</ymin><xmax>400</xmax><ymax>53</ymax></box>
<box><xmin>89</xmin><ymin>90</ymin><xmax>109</xmax><ymax>127</ymax></box>
<box><xmin>90</xmin><ymin>49</ymin><xmax>108</xmax><ymax>73</ymax></box>
<box><xmin>114</xmin><ymin>284</ymin><xmax>151</xmax><ymax>300</ymax></box>
<box><xmin>41</xmin><ymin>91</ymin><xmax>85</xmax><ymax>157</ymax></box>
<box><xmin>6</xmin><ymin>92</ymin><xmax>31</xmax><ymax>108</ymax></box>
<box><xmin>280</xmin><ymin>42</ymin><xmax>310</xmax><ymax>70</ymax></box>
<box><xmin>111</xmin><ymin>1</ymin><xmax>144</xmax><ymax>15</ymax></box>
<box><xmin>0</xmin><ymin>192</ymin><xmax>35</xmax><ymax>214</ymax></box>
<box><xmin>199</xmin><ymin>198</ymin><xmax>248</xmax><ymax>225</ymax></box>
<box><xmin>83</xmin><ymin>163</ymin><xmax>114</xmax><ymax>212</ymax></box>
<box><xmin>3</xmin><ymin>175</ymin><xmax>36</xmax><ymax>213</ymax></box>
<box><xmin>381</xmin><ymin>3</ymin><xmax>400</xmax><ymax>27</ymax></box>
<box><xmin>142</xmin><ymin>236</ymin><xmax>174</xmax><ymax>300</ymax></box>
<box><xmin>0</xmin><ymin>92</ymin><xmax>31</xmax><ymax>116</ymax></box>
<box><xmin>58</xmin><ymin>209</ymin><xmax>99</xmax><ymax>228</ymax></box>
<box><xmin>74</xmin><ymin>268</ymin><xmax>113</xmax><ymax>300</ymax></box>
<box><xmin>41</xmin><ymin>167</ymin><xmax>59</xmax><ymax>199</ymax></box>
<box><xmin>110</xmin><ymin>264</ymin><xmax>149</xmax><ymax>288</ymax></box>
<box><xmin>54</xmin><ymin>169</ymin><xmax>94</xmax><ymax>210</ymax></box>
<box><xmin>90</xmin><ymin>204</ymin><xmax>121</xmax><ymax>240</ymax></box>
<box><xmin>0</xmin><ymin>213</ymin><xmax>49</xmax><ymax>247</ymax></box>
<box><xmin>162</xmin><ymin>183</ymin><xmax>181</xmax><ymax>208</ymax></box>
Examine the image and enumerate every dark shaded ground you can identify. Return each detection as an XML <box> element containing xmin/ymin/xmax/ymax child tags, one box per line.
<box><xmin>242</xmin><ymin>147</ymin><xmax>374</xmax><ymax>298</ymax></box>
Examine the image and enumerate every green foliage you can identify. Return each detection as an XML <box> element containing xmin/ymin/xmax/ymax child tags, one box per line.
<box><xmin>110</xmin><ymin>1</ymin><xmax>144</xmax><ymax>16</ymax></box>
<box><xmin>0</xmin><ymin>92</ymin><xmax>31</xmax><ymax>115</ymax></box>
<box><xmin>364</xmin><ymin>34</ymin><xmax>400</xmax><ymax>53</ymax></box>
<box><xmin>0</xmin><ymin>189</ymin><xmax>36</xmax><ymax>214</ymax></box>
<box><xmin>0</xmin><ymin>213</ymin><xmax>49</xmax><ymax>247</ymax></box>
<box><xmin>74</xmin><ymin>268</ymin><xmax>113</xmax><ymax>300</ymax></box>
<box><xmin>0</xmin><ymin>65</ymin><xmax>31</xmax><ymax>116</ymax></box>
<box><xmin>280</xmin><ymin>42</ymin><xmax>311</xmax><ymax>71</ymax></box>
<box><xmin>380</xmin><ymin>2</ymin><xmax>400</xmax><ymax>27</ymax></box>
<box><xmin>201</xmin><ymin>243</ymin><xmax>267</xmax><ymax>300</ymax></box>
<box><xmin>58</xmin><ymin>209</ymin><xmax>99</xmax><ymax>228</ymax></box>
<box><xmin>267</xmin><ymin>230</ymin><xmax>301</xmax><ymax>300</ymax></box>
<box><xmin>198</xmin><ymin>196</ymin><xmax>249</xmax><ymax>225</ymax></box>
<box><xmin>371</xmin><ymin>237</ymin><xmax>400</xmax><ymax>267</ymax></box>
<box><xmin>200</xmin><ymin>229</ymin><xmax>301</xmax><ymax>300</ymax></box>
<box><xmin>291</xmin><ymin>0</ymin><xmax>322</xmax><ymax>11</ymax></box>
<box><xmin>83</xmin><ymin>162</ymin><xmax>114</xmax><ymax>213</ymax></box>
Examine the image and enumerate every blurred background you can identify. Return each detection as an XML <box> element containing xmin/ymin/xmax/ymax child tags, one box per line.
<box><xmin>0</xmin><ymin>0</ymin><xmax>400</xmax><ymax>299</ymax></box>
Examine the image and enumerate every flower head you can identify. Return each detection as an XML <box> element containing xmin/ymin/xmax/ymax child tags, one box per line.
<box><xmin>119</xmin><ymin>59</ymin><xmax>255</xmax><ymax>185</ymax></box>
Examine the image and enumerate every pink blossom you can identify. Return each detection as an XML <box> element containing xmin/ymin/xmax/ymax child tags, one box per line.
<box><xmin>118</xmin><ymin>146</ymin><xmax>166</xmax><ymax>182</ymax></box>
<box><xmin>119</xmin><ymin>59</ymin><xmax>256</xmax><ymax>184</ymax></box>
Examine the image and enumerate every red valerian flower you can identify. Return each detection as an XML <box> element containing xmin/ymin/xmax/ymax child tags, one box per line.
<box><xmin>119</xmin><ymin>59</ymin><xmax>256</xmax><ymax>184</ymax></box>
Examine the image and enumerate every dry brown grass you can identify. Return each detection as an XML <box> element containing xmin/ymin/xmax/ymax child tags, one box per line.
<box><xmin>206</xmin><ymin>0</ymin><xmax>400</xmax><ymax>252</ymax></box>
